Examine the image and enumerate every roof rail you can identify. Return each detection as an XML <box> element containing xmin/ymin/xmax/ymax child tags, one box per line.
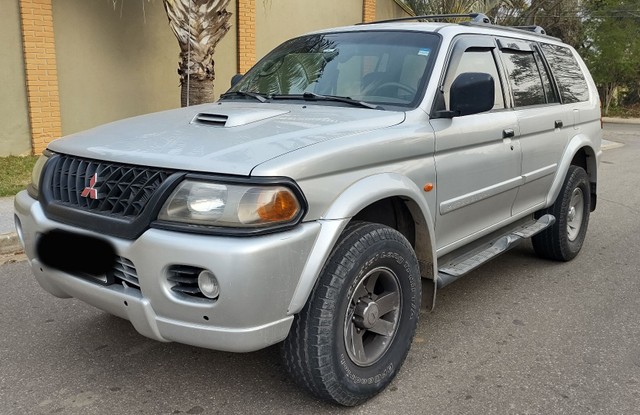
<box><xmin>359</xmin><ymin>13</ymin><xmax>556</xmax><ymax>39</ymax></box>
<box><xmin>359</xmin><ymin>13</ymin><xmax>492</xmax><ymax>25</ymax></box>
<box><xmin>512</xmin><ymin>25</ymin><xmax>547</xmax><ymax>35</ymax></box>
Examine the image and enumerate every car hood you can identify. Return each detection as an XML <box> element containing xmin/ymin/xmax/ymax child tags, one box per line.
<box><xmin>48</xmin><ymin>102</ymin><xmax>405</xmax><ymax>176</ymax></box>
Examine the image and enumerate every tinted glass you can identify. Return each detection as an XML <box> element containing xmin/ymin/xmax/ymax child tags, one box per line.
<box><xmin>228</xmin><ymin>31</ymin><xmax>440</xmax><ymax>109</ymax></box>
<box><xmin>541</xmin><ymin>44</ymin><xmax>589</xmax><ymax>103</ymax></box>
<box><xmin>445</xmin><ymin>50</ymin><xmax>504</xmax><ymax>110</ymax></box>
<box><xmin>502</xmin><ymin>51</ymin><xmax>546</xmax><ymax>107</ymax></box>
<box><xmin>534</xmin><ymin>50</ymin><xmax>559</xmax><ymax>104</ymax></box>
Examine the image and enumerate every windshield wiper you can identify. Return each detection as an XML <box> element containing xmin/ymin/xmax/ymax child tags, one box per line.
<box><xmin>219</xmin><ymin>91</ymin><xmax>268</xmax><ymax>103</ymax></box>
<box><xmin>271</xmin><ymin>92</ymin><xmax>382</xmax><ymax>110</ymax></box>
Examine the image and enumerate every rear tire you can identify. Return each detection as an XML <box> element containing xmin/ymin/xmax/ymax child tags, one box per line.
<box><xmin>532</xmin><ymin>165</ymin><xmax>591</xmax><ymax>261</ymax></box>
<box><xmin>282</xmin><ymin>221</ymin><xmax>421</xmax><ymax>406</ymax></box>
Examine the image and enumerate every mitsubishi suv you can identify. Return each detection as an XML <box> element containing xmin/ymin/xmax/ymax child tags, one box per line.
<box><xmin>15</xmin><ymin>14</ymin><xmax>602</xmax><ymax>406</ymax></box>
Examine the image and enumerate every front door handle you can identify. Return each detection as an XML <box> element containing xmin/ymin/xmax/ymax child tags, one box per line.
<box><xmin>555</xmin><ymin>120</ymin><xmax>563</xmax><ymax>129</ymax></box>
<box><xmin>503</xmin><ymin>129</ymin><xmax>515</xmax><ymax>138</ymax></box>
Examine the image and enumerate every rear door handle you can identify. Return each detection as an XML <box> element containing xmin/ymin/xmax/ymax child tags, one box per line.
<box><xmin>503</xmin><ymin>129</ymin><xmax>515</xmax><ymax>138</ymax></box>
<box><xmin>555</xmin><ymin>120</ymin><xmax>563</xmax><ymax>129</ymax></box>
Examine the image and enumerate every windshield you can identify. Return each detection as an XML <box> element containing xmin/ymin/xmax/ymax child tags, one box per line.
<box><xmin>226</xmin><ymin>31</ymin><xmax>440</xmax><ymax>109</ymax></box>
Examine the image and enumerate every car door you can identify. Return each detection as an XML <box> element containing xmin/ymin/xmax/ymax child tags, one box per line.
<box><xmin>430</xmin><ymin>36</ymin><xmax>522</xmax><ymax>252</ymax></box>
<box><xmin>496</xmin><ymin>39</ymin><xmax>568</xmax><ymax>215</ymax></box>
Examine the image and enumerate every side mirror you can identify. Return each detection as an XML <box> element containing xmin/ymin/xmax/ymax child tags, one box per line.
<box><xmin>231</xmin><ymin>74</ymin><xmax>244</xmax><ymax>88</ymax></box>
<box><xmin>448</xmin><ymin>72</ymin><xmax>495</xmax><ymax>117</ymax></box>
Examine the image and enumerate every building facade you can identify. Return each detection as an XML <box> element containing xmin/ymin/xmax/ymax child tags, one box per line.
<box><xmin>1</xmin><ymin>0</ymin><xmax>411</xmax><ymax>156</ymax></box>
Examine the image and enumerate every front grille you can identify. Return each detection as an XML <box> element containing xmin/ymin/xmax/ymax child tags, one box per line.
<box><xmin>108</xmin><ymin>256</ymin><xmax>140</xmax><ymax>289</ymax></box>
<box><xmin>71</xmin><ymin>256</ymin><xmax>140</xmax><ymax>290</ymax></box>
<box><xmin>48</xmin><ymin>154</ymin><xmax>172</xmax><ymax>219</ymax></box>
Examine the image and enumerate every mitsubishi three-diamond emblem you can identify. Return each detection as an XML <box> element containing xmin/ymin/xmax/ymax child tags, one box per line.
<box><xmin>81</xmin><ymin>173</ymin><xmax>100</xmax><ymax>199</ymax></box>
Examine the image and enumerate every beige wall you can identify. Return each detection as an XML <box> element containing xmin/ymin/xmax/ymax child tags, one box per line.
<box><xmin>377</xmin><ymin>0</ymin><xmax>412</xmax><ymax>20</ymax></box>
<box><xmin>52</xmin><ymin>0</ymin><xmax>237</xmax><ymax>136</ymax></box>
<box><xmin>256</xmin><ymin>0</ymin><xmax>363</xmax><ymax>60</ymax></box>
<box><xmin>2</xmin><ymin>0</ymin><xmax>410</xmax><ymax>156</ymax></box>
<box><xmin>0</xmin><ymin>0</ymin><xmax>31</xmax><ymax>156</ymax></box>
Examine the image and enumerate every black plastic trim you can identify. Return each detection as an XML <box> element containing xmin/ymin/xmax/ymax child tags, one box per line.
<box><xmin>40</xmin><ymin>153</ymin><xmax>186</xmax><ymax>240</ymax></box>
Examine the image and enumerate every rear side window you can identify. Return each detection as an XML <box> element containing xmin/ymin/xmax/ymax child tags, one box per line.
<box><xmin>541</xmin><ymin>44</ymin><xmax>589</xmax><ymax>103</ymax></box>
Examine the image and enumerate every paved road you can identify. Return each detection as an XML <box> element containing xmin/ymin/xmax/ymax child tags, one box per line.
<box><xmin>1</xmin><ymin>123</ymin><xmax>639</xmax><ymax>414</ymax></box>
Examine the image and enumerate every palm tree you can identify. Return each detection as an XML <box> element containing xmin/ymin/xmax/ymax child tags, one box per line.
<box><xmin>163</xmin><ymin>0</ymin><xmax>232</xmax><ymax>107</ymax></box>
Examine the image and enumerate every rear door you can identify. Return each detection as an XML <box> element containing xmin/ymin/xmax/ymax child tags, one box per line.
<box><xmin>430</xmin><ymin>36</ymin><xmax>521</xmax><ymax>251</ymax></box>
<box><xmin>497</xmin><ymin>39</ymin><xmax>568</xmax><ymax>215</ymax></box>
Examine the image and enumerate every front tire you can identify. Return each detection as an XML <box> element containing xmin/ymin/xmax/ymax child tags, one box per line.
<box><xmin>532</xmin><ymin>165</ymin><xmax>591</xmax><ymax>261</ymax></box>
<box><xmin>282</xmin><ymin>222</ymin><xmax>421</xmax><ymax>406</ymax></box>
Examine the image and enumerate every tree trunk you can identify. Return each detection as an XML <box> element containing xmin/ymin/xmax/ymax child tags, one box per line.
<box><xmin>181</xmin><ymin>78</ymin><xmax>215</xmax><ymax>107</ymax></box>
<box><xmin>163</xmin><ymin>0</ymin><xmax>232</xmax><ymax>107</ymax></box>
<box><xmin>604</xmin><ymin>83</ymin><xmax>617</xmax><ymax>116</ymax></box>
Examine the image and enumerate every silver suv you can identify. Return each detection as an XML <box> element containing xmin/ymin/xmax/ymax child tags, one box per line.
<box><xmin>15</xmin><ymin>14</ymin><xmax>601</xmax><ymax>406</ymax></box>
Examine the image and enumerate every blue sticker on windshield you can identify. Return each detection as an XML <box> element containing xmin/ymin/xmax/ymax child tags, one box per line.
<box><xmin>418</xmin><ymin>48</ymin><xmax>431</xmax><ymax>57</ymax></box>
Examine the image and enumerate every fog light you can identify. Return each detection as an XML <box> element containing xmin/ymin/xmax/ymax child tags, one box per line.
<box><xmin>198</xmin><ymin>270</ymin><xmax>220</xmax><ymax>299</ymax></box>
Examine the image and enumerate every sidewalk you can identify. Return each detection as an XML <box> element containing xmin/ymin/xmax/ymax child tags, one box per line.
<box><xmin>0</xmin><ymin>118</ymin><xmax>637</xmax><ymax>256</ymax></box>
<box><xmin>0</xmin><ymin>196</ymin><xmax>21</xmax><ymax>255</ymax></box>
<box><xmin>602</xmin><ymin>117</ymin><xmax>640</xmax><ymax>125</ymax></box>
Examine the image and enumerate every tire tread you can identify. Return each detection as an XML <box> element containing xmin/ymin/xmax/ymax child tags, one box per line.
<box><xmin>282</xmin><ymin>221</ymin><xmax>419</xmax><ymax>406</ymax></box>
<box><xmin>532</xmin><ymin>165</ymin><xmax>591</xmax><ymax>261</ymax></box>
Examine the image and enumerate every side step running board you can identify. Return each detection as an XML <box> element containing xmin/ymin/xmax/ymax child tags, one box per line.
<box><xmin>437</xmin><ymin>214</ymin><xmax>555</xmax><ymax>288</ymax></box>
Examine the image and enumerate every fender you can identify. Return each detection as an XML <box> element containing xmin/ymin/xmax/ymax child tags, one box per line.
<box><xmin>545</xmin><ymin>133</ymin><xmax>599</xmax><ymax>207</ymax></box>
<box><xmin>287</xmin><ymin>173</ymin><xmax>438</xmax><ymax>315</ymax></box>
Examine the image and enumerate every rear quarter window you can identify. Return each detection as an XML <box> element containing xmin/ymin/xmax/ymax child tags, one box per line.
<box><xmin>541</xmin><ymin>44</ymin><xmax>589</xmax><ymax>103</ymax></box>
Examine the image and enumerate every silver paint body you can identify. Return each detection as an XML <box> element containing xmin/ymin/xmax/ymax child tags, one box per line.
<box><xmin>14</xmin><ymin>23</ymin><xmax>602</xmax><ymax>352</ymax></box>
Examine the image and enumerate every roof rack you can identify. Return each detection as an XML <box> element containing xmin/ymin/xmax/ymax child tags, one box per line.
<box><xmin>359</xmin><ymin>13</ymin><xmax>492</xmax><ymax>25</ymax></box>
<box><xmin>512</xmin><ymin>25</ymin><xmax>547</xmax><ymax>35</ymax></box>
<box><xmin>461</xmin><ymin>21</ymin><xmax>556</xmax><ymax>39</ymax></box>
<box><xmin>361</xmin><ymin>12</ymin><xmax>556</xmax><ymax>39</ymax></box>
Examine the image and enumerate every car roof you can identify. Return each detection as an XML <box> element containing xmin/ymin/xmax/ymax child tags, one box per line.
<box><xmin>307</xmin><ymin>21</ymin><xmax>567</xmax><ymax>48</ymax></box>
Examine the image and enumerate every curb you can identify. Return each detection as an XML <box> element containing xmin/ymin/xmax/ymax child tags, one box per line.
<box><xmin>0</xmin><ymin>232</ymin><xmax>22</xmax><ymax>255</ymax></box>
<box><xmin>602</xmin><ymin>117</ymin><xmax>640</xmax><ymax>125</ymax></box>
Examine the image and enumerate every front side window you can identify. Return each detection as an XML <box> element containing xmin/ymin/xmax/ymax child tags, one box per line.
<box><xmin>227</xmin><ymin>31</ymin><xmax>440</xmax><ymax>109</ymax></box>
<box><xmin>444</xmin><ymin>49</ymin><xmax>505</xmax><ymax>111</ymax></box>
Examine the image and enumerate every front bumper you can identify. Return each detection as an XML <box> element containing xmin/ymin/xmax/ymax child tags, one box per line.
<box><xmin>14</xmin><ymin>190</ymin><xmax>322</xmax><ymax>352</ymax></box>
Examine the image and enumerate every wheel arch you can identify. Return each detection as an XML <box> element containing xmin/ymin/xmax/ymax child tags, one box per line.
<box><xmin>287</xmin><ymin>173</ymin><xmax>438</xmax><ymax>315</ymax></box>
<box><xmin>546</xmin><ymin>135</ymin><xmax>599</xmax><ymax>211</ymax></box>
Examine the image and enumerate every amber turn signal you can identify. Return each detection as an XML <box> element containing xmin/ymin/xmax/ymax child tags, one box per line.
<box><xmin>257</xmin><ymin>189</ymin><xmax>300</xmax><ymax>222</ymax></box>
<box><xmin>423</xmin><ymin>183</ymin><xmax>434</xmax><ymax>192</ymax></box>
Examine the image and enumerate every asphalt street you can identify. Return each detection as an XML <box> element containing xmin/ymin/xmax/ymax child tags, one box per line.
<box><xmin>0</xmin><ymin>123</ymin><xmax>639</xmax><ymax>414</ymax></box>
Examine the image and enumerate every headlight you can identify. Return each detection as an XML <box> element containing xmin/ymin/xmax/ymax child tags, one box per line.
<box><xmin>27</xmin><ymin>150</ymin><xmax>52</xmax><ymax>199</ymax></box>
<box><xmin>157</xmin><ymin>179</ymin><xmax>305</xmax><ymax>232</ymax></box>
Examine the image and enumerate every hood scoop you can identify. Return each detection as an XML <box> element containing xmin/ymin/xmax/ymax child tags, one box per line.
<box><xmin>192</xmin><ymin>108</ymin><xmax>290</xmax><ymax>128</ymax></box>
<box><xmin>193</xmin><ymin>113</ymin><xmax>228</xmax><ymax>126</ymax></box>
